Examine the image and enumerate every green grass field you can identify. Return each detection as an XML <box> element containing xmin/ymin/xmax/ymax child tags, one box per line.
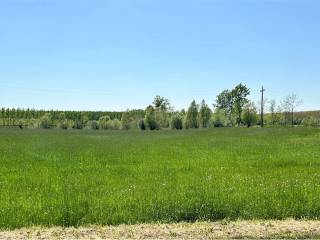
<box><xmin>1</xmin><ymin>127</ymin><xmax>320</xmax><ymax>229</ymax></box>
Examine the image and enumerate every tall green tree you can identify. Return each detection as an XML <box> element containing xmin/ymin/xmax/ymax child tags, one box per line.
<box><xmin>58</xmin><ymin>112</ymin><xmax>66</xmax><ymax>121</ymax></box>
<box><xmin>170</xmin><ymin>113</ymin><xmax>183</xmax><ymax>130</ymax></box>
<box><xmin>231</xmin><ymin>83</ymin><xmax>250</xmax><ymax>125</ymax></box>
<box><xmin>215</xmin><ymin>90</ymin><xmax>233</xmax><ymax>112</ymax></box>
<box><xmin>153</xmin><ymin>95</ymin><xmax>170</xmax><ymax>112</ymax></box>
<box><xmin>11</xmin><ymin>108</ymin><xmax>16</xmax><ymax>125</ymax></box>
<box><xmin>5</xmin><ymin>108</ymin><xmax>10</xmax><ymax>126</ymax></box>
<box><xmin>215</xmin><ymin>89</ymin><xmax>233</xmax><ymax>123</ymax></box>
<box><xmin>152</xmin><ymin>96</ymin><xmax>171</xmax><ymax>128</ymax></box>
<box><xmin>199</xmin><ymin>100</ymin><xmax>212</xmax><ymax>128</ymax></box>
<box><xmin>185</xmin><ymin>100</ymin><xmax>199</xmax><ymax>129</ymax></box>
<box><xmin>1</xmin><ymin>108</ymin><xmax>5</xmax><ymax>126</ymax></box>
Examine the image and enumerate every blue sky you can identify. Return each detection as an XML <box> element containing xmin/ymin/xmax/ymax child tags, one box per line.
<box><xmin>0</xmin><ymin>0</ymin><xmax>319</xmax><ymax>111</ymax></box>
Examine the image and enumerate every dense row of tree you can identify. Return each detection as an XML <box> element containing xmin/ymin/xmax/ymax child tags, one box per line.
<box><xmin>0</xmin><ymin>83</ymin><xmax>317</xmax><ymax>130</ymax></box>
<box><xmin>0</xmin><ymin>108</ymin><xmax>144</xmax><ymax>130</ymax></box>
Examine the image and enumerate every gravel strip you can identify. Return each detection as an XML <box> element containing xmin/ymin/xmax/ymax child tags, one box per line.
<box><xmin>1</xmin><ymin>219</ymin><xmax>320</xmax><ymax>239</ymax></box>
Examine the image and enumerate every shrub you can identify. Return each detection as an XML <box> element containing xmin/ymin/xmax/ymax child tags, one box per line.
<box><xmin>40</xmin><ymin>114</ymin><xmax>53</xmax><ymax>129</ymax></box>
<box><xmin>106</xmin><ymin>119</ymin><xmax>121</xmax><ymax>130</ymax></box>
<box><xmin>156</xmin><ymin>112</ymin><xmax>170</xmax><ymax>128</ymax></box>
<box><xmin>27</xmin><ymin>118</ymin><xmax>38</xmax><ymax>128</ymax></box>
<box><xmin>144</xmin><ymin>106</ymin><xmax>159</xmax><ymax>130</ymax></box>
<box><xmin>106</xmin><ymin>120</ymin><xmax>113</xmax><ymax>130</ymax></box>
<box><xmin>60</xmin><ymin>119</ymin><xmax>69</xmax><ymax>129</ymax></box>
<box><xmin>99</xmin><ymin>116</ymin><xmax>110</xmax><ymax>130</ymax></box>
<box><xmin>87</xmin><ymin>120</ymin><xmax>99</xmax><ymax>130</ymax></box>
<box><xmin>121</xmin><ymin>111</ymin><xmax>132</xmax><ymax>130</ymax></box>
<box><xmin>242</xmin><ymin>102</ymin><xmax>258</xmax><ymax>127</ymax></box>
<box><xmin>302</xmin><ymin>117</ymin><xmax>320</xmax><ymax>127</ymax></box>
<box><xmin>73</xmin><ymin>119</ymin><xmax>85</xmax><ymax>129</ymax></box>
<box><xmin>113</xmin><ymin>119</ymin><xmax>122</xmax><ymax>130</ymax></box>
<box><xmin>17</xmin><ymin>119</ymin><xmax>25</xmax><ymax>128</ymax></box>
<box><xmin>211</xmin><ymin>109</ymin><xmax>228</xmax><ymax>127</ymax></box>
<box><xmin>138</xmin><ymin>119</ymin><xmax>146</xmax><ymax>130</ymax></box>
<box><xmin>170</xmin><ymin>114</ymin><xmax>183</xmax><ymax>130</ymax></box>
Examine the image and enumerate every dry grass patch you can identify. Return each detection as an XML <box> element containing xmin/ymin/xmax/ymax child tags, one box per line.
<box><xmin>1</xmin><ymin>219</ymin><xmax>320</xmax><ymax>239</ymax></box>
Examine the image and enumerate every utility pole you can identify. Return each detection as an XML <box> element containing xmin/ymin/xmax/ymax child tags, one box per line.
<box><xmin>260</xmin><ymin>86</ymin><xmax>266</xmax><ymax>128</ymax></box>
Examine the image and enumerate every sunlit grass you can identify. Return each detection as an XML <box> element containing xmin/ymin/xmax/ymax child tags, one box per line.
<box><xmin>1</xmin><ymin>127</ymin><xmax>320</xmax><ymax>229</ymax></box>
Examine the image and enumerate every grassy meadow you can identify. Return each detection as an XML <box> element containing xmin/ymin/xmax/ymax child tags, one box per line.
<box><xmin>1</xmin><ymin>127</ymin><xmax>320</xmax><ymax>229</ymax></box>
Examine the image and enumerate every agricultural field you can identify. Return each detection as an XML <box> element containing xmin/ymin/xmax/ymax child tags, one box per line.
<box><xmin>1</xmin><ymin>127</ymin><xmax>320</xmax><ymax>230</ymax></box>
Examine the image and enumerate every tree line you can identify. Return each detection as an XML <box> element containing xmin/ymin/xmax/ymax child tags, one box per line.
<box><xmin>0</xmin><ymin>109</ymin><xmax>144</xmax><ymax>130</ymax></box>
<box><xmin>1</xmin><ymin>83</ymin><xmax>318</xmax><ymax>130</ymax></box>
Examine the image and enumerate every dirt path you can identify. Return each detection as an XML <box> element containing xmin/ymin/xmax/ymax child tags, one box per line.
<box><xmin>1</xmin><ymin>220</ymin><xmax>320</xmax><ymax>239</ymax></box>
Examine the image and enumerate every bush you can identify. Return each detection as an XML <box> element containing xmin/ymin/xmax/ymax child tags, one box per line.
<box><xmin>114</xmin><ymin>119</ymin><xmax>122</xmax><ymax>130</ymax></box>
<box><xmin>40</xmin><ymin>114</ymin><xmax>53</xmax><ymax>129</ymax></box>
<box><xmin>87</xmin><ymin>120</ymin><xmax>99</xmax><ymax>130</ymax></box>
<box><xmin>211</xmin><ymin>109</ymin><xmax>228</xmax><ymax>127</ymax></box>
<box><xmin>121</xmin><ymin>111</ymin><xmax>133</xmax><ymax>130</ymax></box>
<box><xmin>138</xmin><ymin>119</ymin><xmax>146</xmax><ymax>130</ymax></box>
<box><xmin>155</xmin><ymin>111</ymin><xmax>170</xmax><ymax>129</ymax></box>
<box><xmin>302</xmin><ymin>117</ymin><xmax>320</xmax><ymax>127</ymax></box>
<box><xmin>211</xmin><ymin>117</ymin><xmax>223</xmax><ymax>128</ymax></box>
<box><xmin>60</xmin><ymin>119</ymin><xmax>69</xmax><ymax>129</ymax></box>
<box><xmin>17</xmin><ymin>119</ymin><xmax>25</xmax><ymax>128</ymax></box>
<box><xmin>73</xmin><ymin>119</ymin><xmax>85</xmax><ymax>129</ymax></box>
<box><xmin>242</xmin><ymin>102</ymin><xmax>258</xmax><ymax>127</ymax></box>
<box><xmin>144</xmin><ymin>106</ymin><xmax>160</xmax><ymax>130</ymax></box>
<box><xmin>106</xmin><ymin>120</ymin><xmax>113</xmax><ymax>130</ymax></box>
<box><xmin>27</xmin><ymin>118</ymin><xmax>38</xmax><ymax>128</ymax></box>
<box><xmin>170</xmin><ymin>114</ymin><xmax>183</xmax><ymax>130</ymax></box>
<box><xmin>99</xmin><ymin>116</ymin><xmax>111</xmax><ymax>130</ymax></box>
<box><xmin>106</xmin><ymin>119</ymin><xmax>121</xmax><ymax>130</ymax></box>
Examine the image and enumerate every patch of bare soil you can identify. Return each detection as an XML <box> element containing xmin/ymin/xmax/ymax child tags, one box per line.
<box><xmin>1</xmin><ymin>219</ymin><xmax>320</xmax><ymax>239</ymax></box>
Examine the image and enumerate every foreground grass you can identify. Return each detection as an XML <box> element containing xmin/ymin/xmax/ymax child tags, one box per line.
<box><xmin>1</xmin><ymin>127</ymin><xmax>320</xmax><ymax>229</ymax></box>
<box><xmin>2</xmin><ymin>220</ymin><xmax>320</xmax><ymax>239</ymax></box>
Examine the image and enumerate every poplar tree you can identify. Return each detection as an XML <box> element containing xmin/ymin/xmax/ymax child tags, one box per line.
<box><xmin>199</xmin><ymin>100</ymin><xmax>212</xmax><ymax>128</ymax></box>
<box><xmin>185</xmin><ymin>100</ymin><xmax>199</xmax><ymax>129</ymax></box>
